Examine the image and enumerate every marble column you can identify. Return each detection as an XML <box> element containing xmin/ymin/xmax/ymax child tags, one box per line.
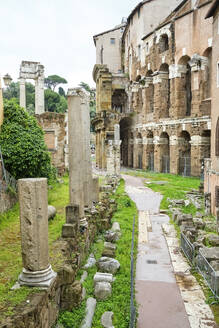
<box><xmin>18</xmin><ymin>178</ymin><xmax>56</xmax><ymax>287</ymax></box>
<box><xmin>19</xmin><ymin>78</ymin><xmax>26</xmax><ymax>109</ymax></box>
<box><xmin>81</xmin><ymin>91</ymin><xmax>93</xmax><ymax>208</ymax></box>
<box><xmin>35</xmin><ymin>76</ymin><xmax>45</xmax><ymax>114</ymax></box>
<box><xmin>67</xmin><ymin>88</ymin><xmax>85</xmax><ymax>217</ymax></box>
<box><xmin>114</xmin><ymin>124</ymin><xmax>121</xmax><ymax>175</ymax></box>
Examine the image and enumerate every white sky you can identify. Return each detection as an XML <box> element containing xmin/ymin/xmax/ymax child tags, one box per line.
<box><xmin>0</xmin><ymin>0</ymin><xmax>139</xmax><ymax>89</ymax></box>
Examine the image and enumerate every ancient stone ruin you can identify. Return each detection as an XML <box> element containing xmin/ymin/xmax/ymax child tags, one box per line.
<box><xmin>19</xmin><ymin>61</ymin><xmax>45</xmax><ymax>114</ymax></box>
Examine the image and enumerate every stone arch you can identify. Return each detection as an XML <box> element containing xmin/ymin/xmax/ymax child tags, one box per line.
<box><xmin>177</xmin><ymin>56</ymin><xmax>192</xmax><ymax>117</ymax></box>
<box><xmin>146</xmin><ymin>130</ymin><xmax>154</xmax><ymax>171</ymax></box>
<box><xmin>179</xmin><ymin>131</ymin><xmax>191</xmax><ymax>176</ymax></box>
<box><xmin>201</xmin><ymin>47</ymin><xmax>212</xmax><ymax>100</ymax></box>
<box><xmin>159</xmin><ymin>34</ymin><xmax>169</xmax><ymax>53</ymax></box>
<box><xmin>200</xmin><ymin>130</ymin><xmax>211</xmax><ymax>162</ymax></box>
<box><xmin>120</xmin><ymin>117</ymin><xmax>133</xmax><ymax>167</ymax></box>
<box><xmin>159</xmin><ymin>63</ymin><xmax>170</xmax><ymax>117</ymax></box>
<box><xmin>160</xmin><ymin>132</ymin><xmax>170</xmax><ymax>173</ymax></box>
<box><xmin>112</xmin><ymin>89</ymin><xmax>128</xmax><ymax>113</ymax></box>
<box><xmin>145</xmin><ymin>70</ymin><xmax>154</xmax><ymax>113</ymax></box>
<box><xmin>136</xmin><ymin>132</ymin><xmax>143</xmax><ymax>169</ymax></box>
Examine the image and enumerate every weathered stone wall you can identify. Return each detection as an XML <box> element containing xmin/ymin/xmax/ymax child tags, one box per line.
<box><xmin>0</xmin><ymin>188</ymin><xmax>17</xmax><ymax>214</ymax></box>
<box><xmin>0</xmin><ymin>190</ymin><xmax>117</xmax><ymax>328</ymax></box>
<box><xmin>36</xmin><ymin>112</ymin><xmax>67</xmax><ymax>175</ymax></box>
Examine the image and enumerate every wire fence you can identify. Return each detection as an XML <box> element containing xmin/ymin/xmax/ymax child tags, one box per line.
<box><xmin>181</xmin><ymin>232</ymin><xmax>219</xmax><ymax>298</ymax></box>
<box><xmin>180</xmin><ymin>232</ymin><xmax>195</xmax><ymax>265</ymax></box>
<box><xmin>197</xmin><ymin>249</ymin><xmax>219</xmax><ymax>299</ymax></box>
<box><xmin>130</xmin><ymin>215</ymin><xmax>136</xmax><ymax>328</ymax></box>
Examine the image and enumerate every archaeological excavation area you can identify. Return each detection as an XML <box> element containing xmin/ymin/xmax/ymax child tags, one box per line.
<box><xmin>1</xmin><ymin>0</ymin><xmax>219</xmax><ymax>327</ymax></box>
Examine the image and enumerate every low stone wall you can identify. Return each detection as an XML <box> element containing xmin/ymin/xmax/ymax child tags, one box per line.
<box><xmin>0</xmin><ymin>186</ymin><xmax>117</xmax><ymax>328</ymax></box>
<box><xmin>0</xmin><ymin>188</ymin><xmax>17</xmax><ymax>214</ymax></box>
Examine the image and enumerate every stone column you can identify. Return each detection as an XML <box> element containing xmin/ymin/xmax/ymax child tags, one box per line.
<box><xmin>107</xmin><ymin>141</ymin><xmax>115</xmax><ymax>175</ymax></box>
<box><xmin>67</xmin><ymin>88</ymin><xmax>85</xmax><ymax>217</ymax></box>
<box><xmin>81</xmin><ymin>91</ymin><xmax>93</xmax><ymax>208</ymax></box>
<box><xmin>18</xmin><ymin>178</ymin><xmax>56</xmax><ymax>287</ymax></box>
<box><xmin>170</xmin><ymin>136</ymin><xmax>179</xmax><ymax>175</ymax></box>
<box><xmin>19</xmin><ymin>78</ymin><xmax>26</xmax><ymax>109</ymax></box>
<box><xmin>0</xmin><ymin>77</ymin><xmax>3</xmax><ymax>127</ymax></box>
<box><xmin>92</xmin><ymin>177</ymin><xmax>99</xmax><ymax>203</ymax></box>
<box><xmin>114</xmin><ymin>124</ymin><xmax>121</xmax><ymax>175</ymax></box>
<box><xmin>35</xmin><ymin>76</ymin><xmax>45</xmax><ymax>114</ymax></box>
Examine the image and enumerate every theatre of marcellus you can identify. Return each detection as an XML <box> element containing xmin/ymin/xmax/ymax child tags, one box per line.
<box><xmin>92</xmin><ymin>0</ymin><xmax>219</xmax><ymax>215</ymax></box>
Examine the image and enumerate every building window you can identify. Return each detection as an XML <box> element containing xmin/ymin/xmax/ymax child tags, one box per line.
<box><xmin>138</xmin><ymin>45</ymin><xmax>141</xmax><ymax>59</ymax></box>
<box><xmin>159</xmin><ymin>34</ymin><xmax>169</xmax><ymax>53</ymax></box>
<box><xmin>216</xmin><ymin>117</ymin><xmax>219</xmax><ymax>156</ymax></box>
<box><xmin>146</xmin><ymin>42</ymin><xmax>149</xmax><ymax>54</ymax></box>
<box><xmin>110</xmin><ymin>38</ymin><xmax>115</xmax><ymax>45</ymax></box>
<box><xmin>100</xmin><ymin>46</ymin><xmax>103</xmax><ymax>64</ymax></box>
<box><xmin>217</xmin><ymin>62</ymin><xmax>219</xmax><ymax>87</ymax></box>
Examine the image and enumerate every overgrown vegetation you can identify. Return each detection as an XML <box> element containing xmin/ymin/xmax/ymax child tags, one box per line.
<box><xmin>0</xmin><ymin>175</ymin><xmax>69</xmax><ymax>322</ymax></box>
<box><xmin>0</xmin><ymin>99</ymin><xmax>56</xmax><ymax>181</ymax></box>
<box><xmin>58</xmin><ymin>180</ymin><xmax>138</xmax><ymax>327</ymax></box>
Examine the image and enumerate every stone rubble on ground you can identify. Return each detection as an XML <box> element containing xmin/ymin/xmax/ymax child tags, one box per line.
<box><xmin>48</xmin><ymin>205</ymin><xmax>57</xmax><ymax>220</ymax></box>
<box><xmin>111</xmin><ymin>222</ymin><xmax>120</xmax><ymax>232</ymax></box>
<box><xmin>80</xmin><ymin>271</ymin><xmax>88</xmax><ymax>283</ymax></box>
<box><xmin>104</xmin><ymin>230</ymin><xmax>121</xmax><ymax>243</ymax></box>
<box><xmin>97</xmin><ymin>257</ymin><xmax>120</xmax><ymax>274</ymax></box>
<box><xmin>81</xmin><ymin>297</ymin><xmax>97</xmax><ymax>328</ymax></box>
<box><xmin>101</xmin><ymin>311</ymin><xmax>114</xmax><ymax>328</ymax></box>
<box><xmin>94</xmin><ymin>281</ymin><xmax>112</xmax><ymax>300</ymax></box>
<box><xmin>83</xmin><ymin>253</ymin><xmax>96</xmax><ymax>269</ymax></box>
<box><xmin>94</xmin><ymin>272</ymin><xmax>114</xmax><ymax>285</ymax></box>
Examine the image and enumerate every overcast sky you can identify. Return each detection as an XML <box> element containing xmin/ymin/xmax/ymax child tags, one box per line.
<box><xmin>0</xmin><ymin>0</ymin><xmax>139</xmax><ymax>89</ymax></box>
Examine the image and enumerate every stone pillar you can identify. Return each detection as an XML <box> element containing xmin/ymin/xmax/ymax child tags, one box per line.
<box><xmin>35</xmin><ymin>76</ymin><xmax>45</xmax><ymax>114</ymax></box>
<box><xmin>67</xmin><ymin>88</ymin><xmax>85</xmax><ymax>217</ymax></box>
<box><xmin>170</xmin><ymin>136</ymin><xmax>179</xmax><ymax>175</ymax></box>
<box><xmin>92</xmin><ymin>177</ymin><xmax>99</xmax><ymax>203</ymax></box>
<box><xmin>114</xmin><ymin>124</ymin><xmax>121</xmax><ymax>175</ymax></box>
<box><xmin>18</xmin><ymin>178</ymin><xmax>56</xmax><ymax>287</ymax></box>
<box><xmin>154</xmin><ymin>143</ymin><xmax>162</xmax><ymax>172</ymax></box>
<box><xmin>0</xmin><ymin>77</ymin><xmax>3</xmax><ymax>127</ymax></box>
<box><xmin>81</xmin><ymin>90</ymin><xmax>93</xmax><ymax>208</ymax></box>
<box><xmin>19</xmin><ymin>78</ymin><xmax>26</xmax><ymax>109</ymax></box>
<box><xmin>107</xmin><ymin>141</ymin><xmax>115</xmax><ymax>175</ymax></box>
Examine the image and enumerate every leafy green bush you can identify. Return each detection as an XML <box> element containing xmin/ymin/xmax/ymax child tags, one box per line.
<box><xmin>0</xmin><ymin>99</ymin><xmax>56</xmax><ymax>182</ymax></box>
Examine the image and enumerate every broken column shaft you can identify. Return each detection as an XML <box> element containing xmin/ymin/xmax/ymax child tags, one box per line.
<box><xmin>18</xmin><ymin>178</ymin><xmax>56</xmax><ymax>287</ymax></box>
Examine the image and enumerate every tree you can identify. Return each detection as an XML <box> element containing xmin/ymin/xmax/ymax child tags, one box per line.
<box><xmin>45</xmin><ymin>75</ymin><xmax>67</xmax><ymax>91</ymax></box>
<box><xmin>0</xmin><ymin>99</ymin><xmax>56</xmax><ymax>182</ymax></box>
<box><xmin>45</xmin><ymin>89</ymin><xmax>67</xmax><ymax>113</ymax></box>
<box><xmin>58</xmin><ymin>87</ymin><xmax>66</xmax><ymax>97</ymax></box>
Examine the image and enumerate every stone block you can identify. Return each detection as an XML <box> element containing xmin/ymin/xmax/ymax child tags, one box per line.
<box><xmin>207</xmin><ymin>234</ymin><xmax>219</xmax><ymax>247</ymax></box>
<box><xmin>94</xmin><ymin>282</ymin><xmax>112</xmax><ymax>300</ymax></box>
<box><xmin>60</xmin><ymin>280</ymin><xmax>82</xmax><ymax>311</ymax></box>
<box><xmin>199</xmin><ymin>247</ymin><xmax>219</xmax><ymax>261</ymax></box>
<box><xmin>111</xmin><ymin>222</ymin><xmax>120</xmax><ymax>232</ymax></box>
<box><xmin>93</xmin><ymin>272</ymin><xmax>113</xmax><ymax>286</ymax></box>
<box><xmin>83</xmin><ymin>253</ymin><xmax>96</xmax><ymax>269</ymax></box>
<box><xmin>66</xmin><ymin>205</ymin><xmax>79</xmax><ymax>224</ymax></box>
<box><xmin>81</xmin><ymin>297</ymin><xmax>97</xmax><ymax>328</ymax></box>
<box><xmin>62</xmin><ymin>223</ymin><xmax>78</xmax><ymax>238</ymax></box>
<box><xmin>48</xmin><ymin>205</ymin><xmax>57</xmax><ymax>220</ymax></box>
<box><xmin>102</xmin><ymin>249</ymin><xmax>116</xmax><ymax>258</ymax></box>
<box><xmin>104</xmin><ymin>230</ymin><xmax>121</xmax><ymax>243</ymax></box>
<box><xmin>58</xmin><ymin>264</ymin><xmax>75</xmax><ymax>285</ymax></box>
<box><xmin>101</xmin><ymin>311</ymin><xmax>114</xmax><ymax>328</ymax></box>
<box><xmin>104</xmin><ymin>242</ymin><xmax>116</xmax><ymax>251</ymax></box>
<box><xmin>97</xmin><ymin>257</ymin><xmax>120</xmax><ymax>274</ymax></box>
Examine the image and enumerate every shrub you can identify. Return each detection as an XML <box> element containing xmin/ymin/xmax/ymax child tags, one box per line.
<box><xmin>0</xmin><ymin>99</ymin><xmax>56</xmax><ymax>182</ymax></box>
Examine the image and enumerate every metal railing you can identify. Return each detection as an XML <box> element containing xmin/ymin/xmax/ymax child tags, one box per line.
<box><xmin>181</xmin><ymin>232</ymin><xmax>219</xmax><ymax>298</ymax></box>
<box><xmin>197</xmin><ymin>249</ymin><xmax>219</xmax><ymax>298</ymax></box>
<box><xmin>180</xmin><ymin>232</ymin><xmax>195</xmax><ymax>265</ymax></box>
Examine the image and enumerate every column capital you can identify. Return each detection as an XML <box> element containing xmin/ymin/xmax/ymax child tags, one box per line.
<box><xmin>67</xmin><ymin>87</ymin><xmax>90</xmax><ymax>104</ymax></box>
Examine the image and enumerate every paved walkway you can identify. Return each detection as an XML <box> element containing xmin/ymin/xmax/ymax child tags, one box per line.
<box><xmin>123</xmin><ymin>174</ymin><xmax>191</xmax><ymax>328</ymax></box>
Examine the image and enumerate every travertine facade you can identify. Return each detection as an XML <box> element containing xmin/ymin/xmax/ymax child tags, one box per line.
<box><xmin>93</xmin><ymin>0</ymin><xmax>213</xmax><ymax>178</ymax></box>
<box><xmin>204</xmin><ymin>0</ymin><xmax>219</xmax><ymax>215</ymax></box>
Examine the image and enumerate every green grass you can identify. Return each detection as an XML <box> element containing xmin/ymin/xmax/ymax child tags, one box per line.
<box><xmin>127</xmin><ymin>170</ymin><xmax>201</xmax><ymax>216</ymax></box>
<box><xmin>58</xmin><ymin>180</ymin><xmax>138</xmax><ymax>328</ymax></box>
<box><xmin>0</xmin><ymin>175</ymin><xmax>69</xmax><ymax>321</ymax></box>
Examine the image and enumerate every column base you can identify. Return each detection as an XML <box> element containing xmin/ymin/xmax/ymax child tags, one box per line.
<box><xmin>18</xmin><ymin>265</ymin><xmax>57</xmax><ymax>288</ymax></box>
